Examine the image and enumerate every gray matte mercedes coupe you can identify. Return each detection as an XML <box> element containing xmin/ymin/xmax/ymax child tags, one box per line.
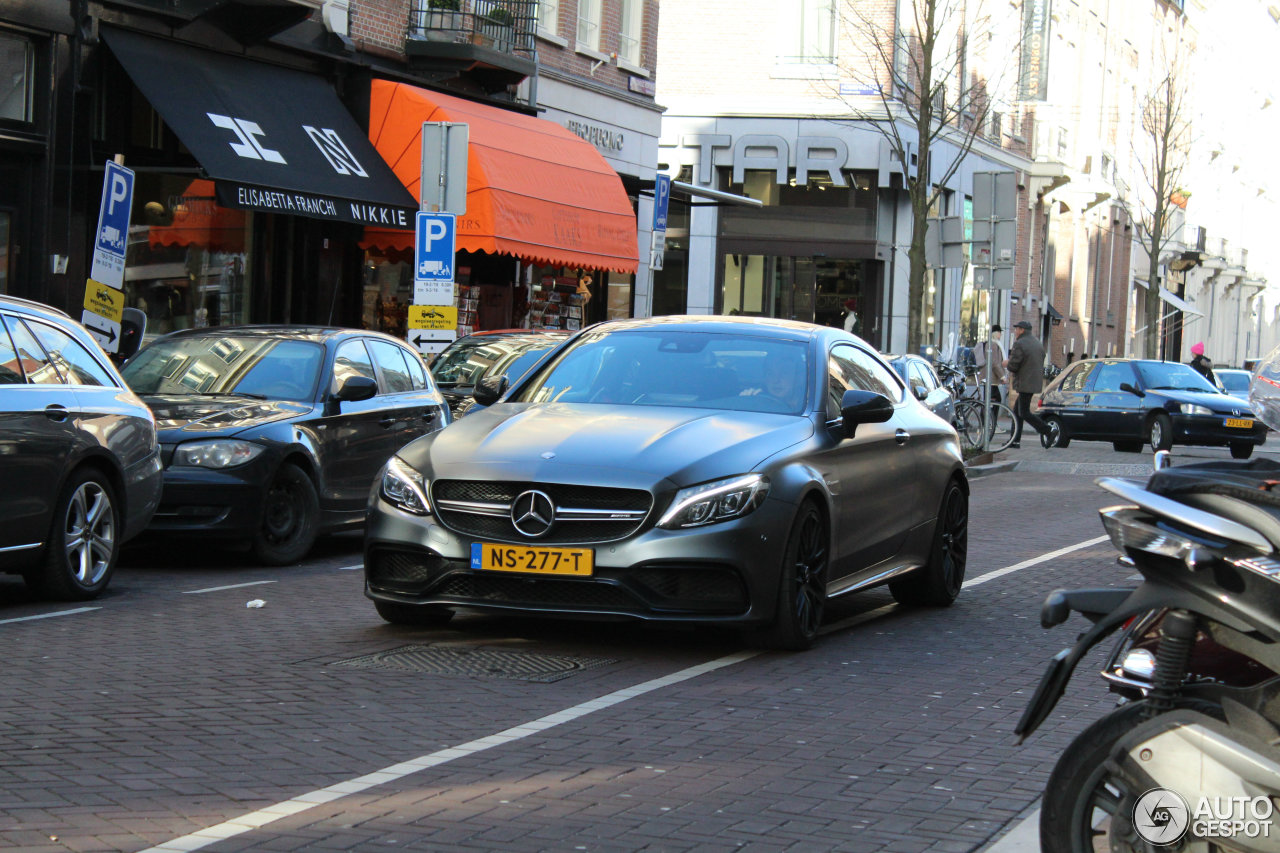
<box><xmin>364</xmin><ymin>315</ymin><xmax>968</xmax><ymax>649</ymax></box>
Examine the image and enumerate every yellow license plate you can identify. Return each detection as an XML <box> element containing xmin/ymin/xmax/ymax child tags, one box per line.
<box><xmin>1225</xmin><ymin>418</ymin><xmax>1254</xmax><ymax>429</ymax></box>
<box><xmin>470</xmin><ymin>543</ymin><xmax>594</xmax><ymax>576</ymax></box>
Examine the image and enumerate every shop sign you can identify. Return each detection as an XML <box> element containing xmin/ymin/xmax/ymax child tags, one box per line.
<box><xmin>90</xmin><ymin>160</ymin><xmax>134</xmax><ymax>290</ymax></box>
<box><xmin>409</xmin><ymin>304</ymin><xmax>458</xmax><ymax>330</ymax></box>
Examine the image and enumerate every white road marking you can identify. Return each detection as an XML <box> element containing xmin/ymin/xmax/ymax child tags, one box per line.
<box><xmin>967</xmin><ymin>535</ymin><xmax>1110</xmax><ymax>587</ymax></box>
<box><xmin>138</xmin><ymin>650</ymin><xmax>760</xmax><ymax>852</ymax></box>
<box><xmin>0</xmin><ymin>607</ymin><xmax>99</xmax><ymax>624</ymax></box>
<box><xmin>182</xmin><ymin>581</ymin><xmax>277</xmax><ymax>595</ymax></box>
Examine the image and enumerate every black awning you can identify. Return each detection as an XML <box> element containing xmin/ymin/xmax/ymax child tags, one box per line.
<box><xmin>104</xmin><ymin>28</ymin><xmax>416</xmax><ymax>228</ymax></box>
<box><xmin>1044</xmin><ymin>302</ymin><xmax>1064</xmax><ymax>321</ymax></box>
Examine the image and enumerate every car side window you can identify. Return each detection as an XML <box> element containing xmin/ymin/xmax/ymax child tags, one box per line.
<box><xmin>1091</xmin><ymin>362</ymin><xmax>1132</xmax><ymax>393</ymax></box>
<box><xmin>1059</xmin><ymin>362</ymin><xmax>1094</xmax><ymax>393</ymax></box>
<box><xmin>2</xmin><ymin>316</ymin><xmax>64</xmax><ymax>385</ymax></box>
<box><xmin>0</xmin><ymin>315</ymin><xmax>24</xmax><ymax>384</ymax></box>
<box><xmin>827</xmin><ymin>344</ymin><xmax>903</xmax><ymax>421</ymax></box>
<box><xmin>25</xmin><ymin>319</ymin><xmax>115</xmax><ymax>387</ymax></box>
<box><xmin>367</xmin><ymin>340</ymin><xmax>413</xmax><ymax>394</ymax></box>
<box><xmin>401</xmin><ymin>347</ymin><xmax>429</xmax><ymax>390</ymax></box>
<box><xmin>332</xmin><ymin>339</ymin><xmax>376</xmax><ymax>394</ymax></box>
<box><xmin>909</xmin><ymin>360</ymin><xmax>936</xmax><ymax>391</ymax></box>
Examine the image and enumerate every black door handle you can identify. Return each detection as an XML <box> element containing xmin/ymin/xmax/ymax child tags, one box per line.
<box><xmin>44</xmin><ymin>404</ymin><xmax>70</xmax><ymax>422</ymax></box>
<box><xmin>378</xmin><ymin>416</ymin><xmax>396</xmax><ymax>428</ymax></box>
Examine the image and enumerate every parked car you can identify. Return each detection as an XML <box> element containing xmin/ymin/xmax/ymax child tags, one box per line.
<box><xmin>1216</xmin><ymin>367</ymin><xmax>1252</xmax><ymax>402</ymax></box>
<box><xmin>1036</xmin><ymin>357</ymin><xmax>1267</xmax><ymax>457</ymax></box>
<box><xmin>886</xmin><ymin>353</ymin><xmax>956</xmax><ymax>424</ymax></box>
<box><xmin>0</xmin><ymin>295</ymin><xmax>161</xmax><ymax>599</ymax></box>
<box><xmin>429</xmin><ymin>330</ymin><xmax>569</xmax><ymax>418</ymax></box>
<box><xmin>364</xmin><ymin>315</ymin><xmax>968</xmax><ymax>650</ymax></box>
<box><xmin>121</xmin><ymin>326</ymin><xmax>450</xmax><ymax>565</ymax></box>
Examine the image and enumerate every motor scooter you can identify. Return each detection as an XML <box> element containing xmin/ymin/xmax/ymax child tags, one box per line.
<box><xmin>1016</xmin><ymin>446</ymin><xmax>1280</xmax><ymax>851</ymax></box>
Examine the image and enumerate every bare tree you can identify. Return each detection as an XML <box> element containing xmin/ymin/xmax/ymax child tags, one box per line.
<box><xmin>1132</xmin><ymin>56</ymin><xmax>1192</xmax><ymax>359</ymax></box>
<box><xmin>834</xmin><ymin>0</ymin><xmax>1001</xmax><ymax>352</ymax></box>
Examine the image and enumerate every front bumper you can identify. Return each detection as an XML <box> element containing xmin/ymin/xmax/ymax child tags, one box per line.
<box><xmin>146</xmin><ymin>455</ymin><xmax>276</xmax><ymax>536</ymax></box>
<box><xmin>363</xmin><ymin>493</ymin><xmax>798</xmax><ymax>625</ymax></box>
<box><xmin>1171</xmin><ymin>413</ymin><xmax>1267</xmax><ymax>446</ymax></box>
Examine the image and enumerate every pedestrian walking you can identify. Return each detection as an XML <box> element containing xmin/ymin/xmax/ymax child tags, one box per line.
<box><xmin>1004</xmin><ymin>320</ymin><xmax>1055</xmax><ymax>448</ymax></box>
<box><xmin>1189</xmin><ymin>341</ymin><xmax>1217</xmax><ymax>385</ymax></box>
<box><xmin>974</xmin><ymin>324</ymin><xmax>1007</xmax><ymax>406</ymax></box>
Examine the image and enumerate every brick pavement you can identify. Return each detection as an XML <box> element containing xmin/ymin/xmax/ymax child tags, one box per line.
<box><xmin>6</xmin><ymin>439</ymin><xmax>1269</xmax><ymax>852</ymax></box>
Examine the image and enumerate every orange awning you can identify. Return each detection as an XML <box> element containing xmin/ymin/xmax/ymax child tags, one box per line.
<box><xmin>148</xmin><ymin>179</ymin><xmax>248</xmax><ymax>252</ymax></box>
<box><xmin>363</xmin><ymin>79</ymin><xmax>639</xmax><ymax>274</ymax></box>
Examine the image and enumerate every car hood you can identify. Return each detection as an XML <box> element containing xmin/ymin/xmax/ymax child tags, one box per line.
<box><xmin>144</xmin><ymin>395</ymin><xmax>310</xmax><ymax>436</ymax></box>
<box><xmin>1147</xmin><ymin>389</ymin><xmax>1255</xmax><ymax>414</ymax></box>
<box><xmin>399</xmin><ymin>402</ymin><xmax>815</xmax><ymax>489</ymax></box>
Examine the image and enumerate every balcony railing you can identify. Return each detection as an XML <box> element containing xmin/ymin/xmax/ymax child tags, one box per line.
<box><xmin>409</xmin><ymin>1</ymin><xmax>537</xmax><ymax>55</ymax></box>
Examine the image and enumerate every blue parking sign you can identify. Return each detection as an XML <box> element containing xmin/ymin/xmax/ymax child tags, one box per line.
<box><xmin>415</xmin><ymin>211</ymin><xmax>456</xmax><ymax>283</ymax></box>
<box><xmin>652</xmin><ymin>174</ymin><xmax>671</xmax><ymax>231</ymax></box>
<box><xmin>90</xmin><ymin>161</ymin><xmax>135</xmax><ymax>289</ymax></box>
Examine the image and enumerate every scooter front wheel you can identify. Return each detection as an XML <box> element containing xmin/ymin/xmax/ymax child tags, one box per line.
<box><xmin>1040</xmin><ymin>700</ymin><xmax>1222</xmax><ymax>853</ymax></box>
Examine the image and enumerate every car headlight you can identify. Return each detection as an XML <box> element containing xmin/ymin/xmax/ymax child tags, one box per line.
<box><xmin>171</xmin><ymin>439</ymin><xmax>265</xmax><ymax>469</ymax></box>
<box><xmin>657</xmin><ymin>474</ymin><xmax>769</xmax><ymax>529</ymax></box>
<box><xmin>1180</xmin><ymin>404</ymin><xmax>1215</xmax><ymax>416</ymax></box>
<box><xmin>381</xmin><ymin>456</ymin><xmax>430</xmax><ymax>515</ymax></box>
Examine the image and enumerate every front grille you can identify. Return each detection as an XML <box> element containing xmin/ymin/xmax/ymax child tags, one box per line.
<box><xmin>367</xmin><ymin>549</ymin><xmax>456</xmax><ymax>592</ymax></box>
<box><xmin>436</xmin><ymin>575</ymin><xmax>639</xmax><ymax>610</ymax></box>
<box><xmin>432</xmin><ymin>480</ymin><xmax>652</xmax><ymax>543</ymax></box>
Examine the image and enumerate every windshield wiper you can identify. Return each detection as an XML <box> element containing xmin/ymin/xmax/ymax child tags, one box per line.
<box><xmin>191</xmin><ymin>391</ymin><xmax>268</xmax><ymax>400</ymax></box>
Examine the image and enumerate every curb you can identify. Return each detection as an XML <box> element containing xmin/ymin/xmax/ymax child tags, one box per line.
<box><xmin>965</xmin><ymin>459</ymin><xmax>1018</xmax><ymax>479</ymax></box>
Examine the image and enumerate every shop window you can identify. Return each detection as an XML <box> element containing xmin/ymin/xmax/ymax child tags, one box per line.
<box><xmin>127</xmin><ymin>176</ymin><xmax>253</xmax><ymax>338</ymax></box>
<box><xmin>0</xmin><ymin>32</ymin><xmax>33</xmax><ymax>123</ymax></box>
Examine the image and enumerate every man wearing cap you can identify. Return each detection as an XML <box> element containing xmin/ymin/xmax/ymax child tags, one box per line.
<box><xmin>1189</xmin><ymin>341</ymin><xmax>1216</xmax><ymax>385</ymax></box>
<box><xmin>1005</xmin><ymin>320</ymin><xmax>1055</xmax><ymax>448</ymax></box>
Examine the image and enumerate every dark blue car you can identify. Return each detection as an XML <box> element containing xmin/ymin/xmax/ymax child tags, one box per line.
<box><xmin>1036</xmin><ymin>358</ymin><xmax>1267</xmax><ymax>457</ymax></box>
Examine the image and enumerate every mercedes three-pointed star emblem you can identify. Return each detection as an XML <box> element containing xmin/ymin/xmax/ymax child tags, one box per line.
<box><xmin>511</xmin><ymin>489</ymin><xmax>556</xmax><ymax>538</ymax></box>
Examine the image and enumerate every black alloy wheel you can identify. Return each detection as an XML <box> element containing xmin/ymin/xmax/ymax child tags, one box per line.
<box><xmin>755</xmin><ymin>501</ymin><xmax>828</xmax><ymax>651</ymax></box>
<box><xmin>1040</xmin><ymin>418</ymin><xmax>1061</xmax><ymax>449</ymax></box>
<box><xmin>251</xmin><ymin>463</ymin><xmax>320</xmax><ymax>565</ymax></box>
<box><xmin>890</xmin><ymin>479</ymin><xmax>968</xmax><ymax>607</ymax></box>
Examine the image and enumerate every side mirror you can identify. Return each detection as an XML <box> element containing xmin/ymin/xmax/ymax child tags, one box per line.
<box><xmin>840</xmin><ymin>389</ymin><xmax>894</xmax><ymax>438</ymax></box>
<box><xmin>333</xmin><ymin>375</ymin><xmax>377</xmax><ymax>403</ymax></box>
<box><xmin>1119</xmin><ymin>382</ymin><xmax>1144</xmax><ymax>397</ymax></box>
<box><xmin>911</xmin><ymin>384</ymin><xmax>928</xmax><ymax>401</ymax></box>
<box><xmin>117</xmin><ymin>307</ymin><xmax>147</xmax><ymax>361</ymax></box>
<box><xmin>473</xmin><ymin>374</ymin><xmax>509</xmax><ymax>407</ymax></box>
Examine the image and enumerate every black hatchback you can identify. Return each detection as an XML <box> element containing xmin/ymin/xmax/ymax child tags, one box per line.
<box><xmin>1036</xmin><ymin>358</ymin><xmax>1267</xmax><ymax>457</ymax></box>
<box><xmin>122</xmin><ymin>326</ymin><xmax>450</xmax><ymax>564</ymax></box>
<box><xmin>0</xmin><ymin>296</ymin><xmax>161</xmax><ymax>599</ymax></box>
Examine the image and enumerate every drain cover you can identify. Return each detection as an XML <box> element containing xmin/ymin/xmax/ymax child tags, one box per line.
<box><xmin>331</xmin><ymin>645</ymin><xmax>617</xmax><ymax>682</ymax></box>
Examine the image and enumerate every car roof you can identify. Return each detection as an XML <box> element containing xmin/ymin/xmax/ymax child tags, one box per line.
<box><xmin>589</xmin><ymin>314</ymin><xmax>829</xmax><ymax>342</ymax></box>
<box><xmin>150</xmin><ymin>324</ymin><xmax>403</xmax><ymax>345</ymax></box>
<box><xmin>0</xmin><ymin>294</ymin><xmax>73</xmax><ymax>321</ymax></box>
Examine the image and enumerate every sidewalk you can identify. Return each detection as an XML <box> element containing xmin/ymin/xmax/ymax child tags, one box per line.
<box><xmin>965</xmin><ymin>432</ymin><xmax>1278</xmax><ymax>480</ymax></box>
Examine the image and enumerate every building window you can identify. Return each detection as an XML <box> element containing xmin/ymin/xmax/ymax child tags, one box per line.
<box><xmin>0</xmin><ymin>32</ymin><xmax>33</xmax><ymax>123</ymax></box>
<box><xmin>577</xmin><ymin>0</ymin><xmax>601</xmax><ymax>50</ymax></box>
<box><xmin>778</xmin><ymin>0</ymin><xmax>836</xmax><ymax>65</ymax></box>
<box><xmin>619</xmin><ymin>0</ymin><xmax>643</xmax><ymax>66</ymax></box>
<box><xmin>537</xmin><ymin>0</ymin><xmax>558</xmax><ymax>35</ymax></box>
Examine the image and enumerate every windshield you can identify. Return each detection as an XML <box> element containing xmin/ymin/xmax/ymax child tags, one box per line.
<box><xmin>123</xmin><ymin>335</ymin><xmax>323</xmax><ymax>401</ymax></box>
<box><xmin>512</xmin><ymin>329</ymin><xmax>810</xmax><ymax>414</ymax></box>
<box><xmin>431</xmin><ymin>338</ymin><xmax>498</xmax><ymax>385</ymax></box>
<box><xmin>1134</xmin><ymin>361</ymin><xmax>1218</xmax><ymax>393</ymax></box>
<box><xmin>438</xmin><ymin>339</ymin><xmax>561</xmax><ymax>388</ymax></box>
<box><xmin>1218</xmin><ymin>370</ymin><xmax>1251</xmax><ymax>395</ymax></box>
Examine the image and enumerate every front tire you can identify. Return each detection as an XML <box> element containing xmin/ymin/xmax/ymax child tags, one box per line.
<box><xmin>26</xmin><ymin>469</ymin><xmax>119</xmax><ymax>601</ymax></box>
<box><xmin>1148</xmin><ymin>412</ymin><xmax>1173</xmax><ymax>451</ymax></box>
<box><xmin>251</xmin><ymin>463</ymin><xmax>319</xmax><ymax>566</ymax></box>
<box><xmin>890</xmin><ymin>479</ymin><xmax>968</xmax><ymax>607</ymax></box>
<box><xmin>754</xmin><ymin>501</ymin><xmax>828</xmax><ymax>651</ymax></box>
<box><xmin>1231</xmin><ymin>442</ymin><xmax>1254</xmax><ymax>459</ymax></box>
<box><xmin>1041</xmin><ymin>700</ymin><xmax>1223</xmax><ymax>853</ymax></box>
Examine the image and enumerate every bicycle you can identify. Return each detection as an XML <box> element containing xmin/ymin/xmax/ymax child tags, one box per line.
<box><xmin>934</xmin><ymin>359</ymin><xmax>1017</xmax><ymax>452</ymax></box>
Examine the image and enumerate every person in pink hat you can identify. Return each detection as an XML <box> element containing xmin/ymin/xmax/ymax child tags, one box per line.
<box><xmin>1189</xmin><ymin>341</ymin><xmax>1217</xmax><ymax>385</ymax></box>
